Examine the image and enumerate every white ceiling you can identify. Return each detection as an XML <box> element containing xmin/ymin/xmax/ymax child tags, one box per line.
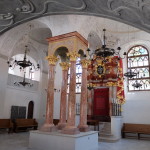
<box><xmin>1</xmin><ymin>14</ymin><xmax>150</xmax><ymax>72</ymax></box>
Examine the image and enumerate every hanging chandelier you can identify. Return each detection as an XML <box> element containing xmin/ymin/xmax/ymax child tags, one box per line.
<box><xmin>124</xmin><ymin>58</ymin><xmax>137</xmax><ymax>78</ymax></box>
<box><xmin>14</xmin><ymin>72</ymin><xmax>33</xmax><ymax>87</ymax></box>
<box><xmin>86</xmin><ymin>29</ymin><xmax>127</xmax><ymax>61</ymax></box>
<box><xmin>132</xmin><ymin>80</ymin><xmax>142</xmax><ymax>88</ymax></box>
<box><xmin>7</xmin><ymin>45</ymin><xmax>40</xmax><ymax>72</ymax></box>
<box><xmin>124</xmin><ymin>70</ymin><xmax>137</xmax><ymax>78</ymax></box>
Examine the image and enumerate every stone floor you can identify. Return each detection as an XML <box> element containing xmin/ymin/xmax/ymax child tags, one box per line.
<box><xmin>0</xmin><ymin>132</ymin><xmax>150</xmax><ymax>150</ymax></box>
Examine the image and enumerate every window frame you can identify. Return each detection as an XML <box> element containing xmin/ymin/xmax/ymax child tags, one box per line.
<box><xmin>127</xmin><ymin>45</ymin><xmax>150</xmax><ymax>92</ymax></box>
<box><xmin>67</xmin><ymin>58</ymin><xmax>82</xmax><ymax>94</ymax></box>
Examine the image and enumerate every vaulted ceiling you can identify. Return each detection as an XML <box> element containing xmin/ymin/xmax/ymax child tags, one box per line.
<box><xmin>1</xmin><ymin>0</ymin><xmax>150</xmax><ymax>35</ymax></box>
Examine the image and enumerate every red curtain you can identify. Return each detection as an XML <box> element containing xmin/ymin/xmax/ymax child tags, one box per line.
<box><xmin>93</xmin><ymin>88</ymin><xmax>109</xmax><ymax>116</ymax></box>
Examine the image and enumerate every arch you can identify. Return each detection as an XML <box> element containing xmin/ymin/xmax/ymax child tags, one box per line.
<box><xmin>128</xmin><ymin>45</ymin><xmax>149</xmax><ymax>56</ymax></box>
<box><xmin>0</xmin><ymin>3</ymin><xmax>150</xmax><ymax>35</ymax></box>
<box><xmin>78</xmin><ymin>49</ymin><xmax>85</xmax><ymax>59</ymax></box>
<box><xmin>0</xmin><ymin>20</ymin><xmax>50</xmax><ymax>59</ymax></box>
<box><xmin>27</xmin><ymin>101</ymin><xmax>34</xmax><ymax>119</ymax></box>
<box><xmin>54</xmin><ymin>46</ymin><xmax>69</xmax><ymax>62</ymax></box>
<box><xmin>87</xmin><ymin>31</ymin><xmax>102</xmax><ymax>51</ymax></box>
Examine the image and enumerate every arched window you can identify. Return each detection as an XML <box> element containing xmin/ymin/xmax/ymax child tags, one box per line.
<box><xmin>67</xmin><ymin>58</ymin><xmax>82</xmax><ymax>93</ymax></box>
<box><xmin>127</xmin><ymin>45</ymin><xmax>150</xmax><ymax>91</ymax></box>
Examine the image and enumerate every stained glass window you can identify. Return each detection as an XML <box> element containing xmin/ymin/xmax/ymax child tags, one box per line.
<box><xmin>67</xmin><ymin>58</ymin><xmax>82</xmax><ymax>93</ymax></box>
<box><xmin>127</xmin><ymin>45</ymin><xmax>150</xmax><ymax>91</ymax></box>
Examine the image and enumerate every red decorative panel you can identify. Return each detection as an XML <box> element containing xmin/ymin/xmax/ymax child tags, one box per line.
<box><xmin>93</xmin><ymin>88</ymin><xmax>109</xmax><ymax>116</ymax></box>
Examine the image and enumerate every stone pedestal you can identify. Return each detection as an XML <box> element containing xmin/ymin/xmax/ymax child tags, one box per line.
<box><xmin>29</xmin><ymin>130</ymin><xmax>98</xmax><ymax>150</ymax></box>
<box><xmin>40</xmin><ymin>55</ymin><xmax>58</xmax><ymax>132</ymax></box>
<box><xmin>111</xmin><ymin>116</ymin><xmax>123</xmax><ymax>140</ymax></box>
<box><xmin>78</xmin><ymin>59</ymin><xmax>90</xmax><ymax>132</ymax></box>
<box><xmin>58</xmin><ymin>62</ymin><xmax>70</xmax><ymax>130</ymax></box>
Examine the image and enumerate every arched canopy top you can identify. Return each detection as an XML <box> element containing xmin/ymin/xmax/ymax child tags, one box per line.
<box><xmin>47</xmin><ymin>31</ymin><xmax>88</xmax><ymax>55</ymax></box>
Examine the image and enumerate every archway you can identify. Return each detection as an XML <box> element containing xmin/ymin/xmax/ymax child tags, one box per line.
<box><xmin>27</xmin><ymin>101</ymin><xmax>34</xmax><ymax>119</ymax></box>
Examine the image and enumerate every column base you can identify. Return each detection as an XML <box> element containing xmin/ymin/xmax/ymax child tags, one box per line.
<box><xmin>40</xmin><ymin>123</ymin><xmax>57</xmax><ymax>132</ymax></box>
<box><xmin>57</xmin><ymin>122</ymin><xmax>67</xmax><ymax>130</ymax></box>
<box><xmin>61</xmin><ymin>126</ymin><xmax>80</xmax><ymax>135</ymax></box>
<box><xmin>78</xmin><ymin>125</ymin><xmax>90</xmax><ymax>132</ymax></box>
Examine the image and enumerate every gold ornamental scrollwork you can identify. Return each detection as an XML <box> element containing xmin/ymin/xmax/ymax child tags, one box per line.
<box><xmin>46</xmin><ymin>55</ymin><xmax>59</xmax><ymax>65</ymax></box>
<box><xmin>106</xmin><ymin>82</ymin><xmax>118</xmax><ymax>87</ymax></box>
<box><xmin>67</xmin><ymin>51</ymin><xmax>80</xmax><ymax>61</ymax></box>
<box><xmin>94</xmin><ymin>59</ymin><xmax>106</xmax><ymax>78</ymax></box>
<box><xmin>106</xmin><ymin>56</ymin><xmax>112</xmax><ymax>63</ymax></box>
<box><xmin>80</xmin><ymin>59</ymin><xmax>90</xmax><ymax>69</ymax></box>
<box><xmin>59</xmin><ymin>62</ymin><xmax>70</xmax><ymax>70</ymax></box>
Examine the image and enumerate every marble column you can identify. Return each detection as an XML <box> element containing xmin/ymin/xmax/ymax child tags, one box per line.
<box><xmin>87</xmin><ymin>89</ymin><xmax>93</xmax><ymax>117</ymax></box>
<box><xmin>41</xmin><ymin>55</ymin><xmax>58</xmax><ymax>132</ymax></box>
<box><xmin>78</xmin><ymin>59</ymin><xmax>90</xmax><ymax>132</ymax></box>
<box><xmin>58</xmin><ymin>62</ymin><xmax>70</xmax><ymax>130</ymax></box>
<box><xmin>62</xmin><ymin>51</ymin><xmax>80</xmax><ymax>135</ymax></box>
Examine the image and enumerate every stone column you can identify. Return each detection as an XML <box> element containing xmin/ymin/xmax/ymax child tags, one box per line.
<box><xmin>87</xmin><ymin>89</ymin><xmax>93</xmax><ymax>117</ymax></box>
<box><xmin>78</xmin><ymin>59</ymin><xmax>90</xmax><ymax>132</ymax></box>
<box><xmin>41</xmin><ymin>55</ymin><xmax>58</xmax><ymax>132</ymax></box>
<box><xmin>58</xmin><ymin>62</ymin><xmax>70</xmax><ymax>130</ymax></box>
<box><xmin>62</xmin><ymin>51</ymin><xmax>80</xmax><ymax>135</ymax></box>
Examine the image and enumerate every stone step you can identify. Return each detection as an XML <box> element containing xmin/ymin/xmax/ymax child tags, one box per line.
<box><xmin>98</xmin><ymin>122</ymin><xmax>114</xmax><ymax>142</ymax></box>
<box><xmin>101</xmin><ymin>130</ymin><xmax>111</xmax><ymax>133</ymax></box>
<box><xmin>99</xmin><ymin>122</ymin><xmax>111</xmax><ymax>125</ymax></box>
<box><xmin>98</xmin><ymin>136</ymin><xmax>119</xmax><ymax>143</ymax></box>
<box><xmin>100</xmin><ymin>128</ymin><xmax>111</xmax><ymax>131</ymax></box>
<box><xmin>99</xmin><ymin>133</ymin><xmax>113</xmax><ymax>137</ymax></box>
<box><xmin>101</xmin><ymin>126</ymin><xmax>111</xmax><ymax>129</ymax></box>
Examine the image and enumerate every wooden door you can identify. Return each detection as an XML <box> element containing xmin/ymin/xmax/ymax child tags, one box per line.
<box><xmin>93</xmin><ymin>88</ymin><xmax>109</xmax><ymax>120</ymax></box>
<box><xmin>27</xmin><ymin>101</ymin><xmax>34</xmax><ymax>119</ymax></box>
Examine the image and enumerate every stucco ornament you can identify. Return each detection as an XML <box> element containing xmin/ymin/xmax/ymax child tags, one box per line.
<box><xmin>1</xmin><ymin>0</ymin><xmax>150</xmax><ymax>34</ymax></box>
<box><xmin>46</xmin><ymin>55</ymin><xmax>59</xmax><ymax>65</ymax></box>
<box><xmin>59</xmin><ymin>62</ymin><xmax>70</xmax><ymax>70</ymax></box>
<box><xmin>67</xmin><ymin>51</ymin><xmax>80</xmax><ymax>62</ymax></box>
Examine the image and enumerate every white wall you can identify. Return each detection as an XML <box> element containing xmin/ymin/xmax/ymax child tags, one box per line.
<box><xmin>0</xmin><ymin>56</ymin><xmax>46</xmax><ymax>124</ymax></box>
<box><xmin>123</xmin><ymin>92</ymin><xmax>150</xmax><ymax>124</ymax></box>
<box><xmin>122</xmin><ymin>41</ymin><xmax>150</xmax><ymax>124</ymax></box>
<box><xmin>38</xmin><ymin>72</ymin><xmax>48</xmax><ymax>126</ymax></box>
<box><xmin>0</xmin><ymin>57</ymin><xmax>8</xmax><ymax>118</ymax></box>
<box><xmin>3</xmin><ymin>87</ymin><xmax>40</xmax><ymax>119</ymax></box>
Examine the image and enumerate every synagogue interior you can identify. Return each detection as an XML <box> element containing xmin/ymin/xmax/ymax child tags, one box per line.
<box><xmin>0</xmin><ymin>1</ymin><xmax>150</xmax><ymax>150</ymax></box>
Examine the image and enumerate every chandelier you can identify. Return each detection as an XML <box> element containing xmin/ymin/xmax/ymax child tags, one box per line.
<box><xmin>7</xmin><ymin>45</ymin><xmax>40</xmax><ymax>72</ymax></box>
<box><xmin>85</xmin><ymin>28</ymin><xmax>127</xmax><ymax>88</ymax></box>
<box><xmin>131</xmin><ymin>72</ymin><xmax>142</xmax><ymax>88</ymax></box>
<box><xmin>132</xmin><ymin>80</ymin><xmax>142</xmax><ymax>88</ymax></box>
<box><xmin>14</xmin><ymin>72</ymin><xmax>33</xmax><ymax>87</ymax></box>
<box><xmin>124</xmin><ymin>70</ymin><xmax>137</xmax><ymax>78</ymax></box>
<box><xmin>86</xmin><ymin>29</ymin><xmax>127</xmax><ymax>61</ymax></box>
<box><xmin>124</xmin><ymin>58</ymin><xmax>137</xmax><ymax>78</ymax></box>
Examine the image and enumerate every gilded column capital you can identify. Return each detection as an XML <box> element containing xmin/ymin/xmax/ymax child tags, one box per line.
<box><xmin>80</xmin><ymin>59</ymin><xmax>90</xmax><ymax>69</ymax></box>
<box><xmin>59</xmin><ymin>62</ymin><xmax>70</xmax><ymax>70</ymax></box>
<box><xmin>67</xmin><ymin>51</ymin><xmax>80</xmax><ymax>61</ymax></box>
<box><xmin>46</xmin><ymin>55</ymin><xmax>59</xmax><ymax>65</ymax></box>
